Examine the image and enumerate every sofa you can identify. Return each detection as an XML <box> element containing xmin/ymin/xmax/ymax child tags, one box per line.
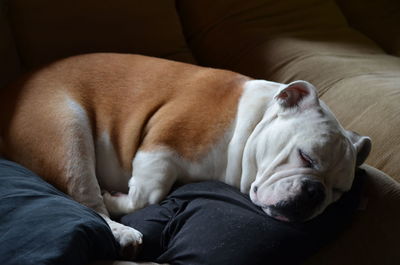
<box><xmin>1</xmin><ymin>0</ymin><xmax>399</xmax><ymax>264</ymax></box>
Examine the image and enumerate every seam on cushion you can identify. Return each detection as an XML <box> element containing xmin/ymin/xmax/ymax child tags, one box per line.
<box><xmin>320</xmin><ymin>71</ymin><xmax>400</xmax><ymax>97</ymax></box>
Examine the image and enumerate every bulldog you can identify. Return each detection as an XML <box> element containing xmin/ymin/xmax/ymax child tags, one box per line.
<box><xmin>0</xmin><ymin>53</ymin><xmax>371</xmax><ymax>258</ymax></box>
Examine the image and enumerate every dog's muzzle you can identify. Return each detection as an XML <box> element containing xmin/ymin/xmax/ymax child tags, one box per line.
<box><xmin>263</xmin><ymin>178</ymin><xmax>326</xmax><ymax>222</ymax></box>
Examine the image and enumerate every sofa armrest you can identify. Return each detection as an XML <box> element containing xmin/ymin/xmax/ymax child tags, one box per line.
<box><xmin>305</xmin><ymin>165</ymin><xmax>400</xmax><ymax>265</ymax></box>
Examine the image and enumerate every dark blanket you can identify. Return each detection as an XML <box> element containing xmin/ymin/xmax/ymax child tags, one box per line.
<box><xmin>122</xmin><ymin>176</ymin><xmax>364</xmax><ymax>265</ymax></box>
<box><xmin>0</xmin><ymin>158</ymin><xmax>364</xmax><ymax>265</ymax></box>
<box><xmin>0</xmin><ymin>159</ymin><xmax>119</xmax><ymax>265</ymax></box>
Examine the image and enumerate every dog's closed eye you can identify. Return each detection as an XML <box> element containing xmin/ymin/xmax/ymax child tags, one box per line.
<box><xmin>298</xmin><ymin>149</ymin><xmax>315</xmax><ymax>168</ymax></box>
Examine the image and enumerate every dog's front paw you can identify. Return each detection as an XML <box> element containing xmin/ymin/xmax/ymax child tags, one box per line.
<box><xmin>108</xmin><ymin>220</ymin><xmax>143</xmax><ymax>260</ymax></box>
<box><xmin>103</xmin><ymin>190</ymin><xmax>133</xmax><ymax>216</ymax></box>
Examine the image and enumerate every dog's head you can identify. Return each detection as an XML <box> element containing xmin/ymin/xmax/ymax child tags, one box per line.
<box><xmin>247</xmin><ymin>80</ymin><xmax>371</xmax><ymax>222</ymax></box>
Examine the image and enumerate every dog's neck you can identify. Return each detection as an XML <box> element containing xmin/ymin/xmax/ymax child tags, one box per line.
<box><xmin>224</xmin><ymin>80</ymin><xmax>281</xmax><ymax>192</ymax></box>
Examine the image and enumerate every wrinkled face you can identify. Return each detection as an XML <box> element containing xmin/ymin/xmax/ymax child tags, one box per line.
<box><xmin>247</xmin><ymin>81</ymin><xmax>371</xmax><ymax>222</ymax></box>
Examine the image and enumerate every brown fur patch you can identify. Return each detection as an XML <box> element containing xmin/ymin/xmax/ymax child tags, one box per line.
<box><xmin>0</xmin><ymin>53</ymin><xmax>249</xmax><ymax>191</ymax></box>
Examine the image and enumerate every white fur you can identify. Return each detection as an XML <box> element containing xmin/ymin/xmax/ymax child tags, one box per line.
<box><xmin>96</xmin><ymin>132</ymin><xmax>131</xmax><ymax>193</ymax></box>
<box><xmin>99</xmin><ymin>213</ymin><xmax>143</xmax><ymax>250</ymax></box>
<box><xmin>245</xmin><ymin>81</ymin><xmax>360</xmax><ymax>219</ymax></box>
<box><xmin>224</xmin><ymin>81</ymin><xmax>276</xmax><ymax>189</ymax></box>
<box><xmin>64</xmin><ymin>97</ymin><xmax>101</xmax><ymax>211</ymax></box>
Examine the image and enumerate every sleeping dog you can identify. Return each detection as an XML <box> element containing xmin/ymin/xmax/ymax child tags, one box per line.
<box><xmin>0</xmin><ymin>53</ymin><xmax>371</xmax><ymax>258</ymax></box>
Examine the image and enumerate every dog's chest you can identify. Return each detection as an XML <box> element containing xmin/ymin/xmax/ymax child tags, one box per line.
<box><xmin>94</xmin><ymin>129</ymin><xmax>231</xmax><ymax>192</ymax></box>
<box><xmin>95</xmin><ymin>133</ymin><xmax>131</xmax><ymax>193</ymax></box>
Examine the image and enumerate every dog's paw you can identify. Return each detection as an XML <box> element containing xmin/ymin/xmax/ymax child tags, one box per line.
<box><xmin>108</xmin><ymin>220</ymin><xmax>143</xmax><ymax>260</ymax></box>
<box><xmin>103</xmin><ymin>190</ymin><xmax>132</xmax><ymax>216</ymax></box>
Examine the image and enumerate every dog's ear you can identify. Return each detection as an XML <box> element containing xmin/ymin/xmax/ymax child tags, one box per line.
<box><xmin>346</xmin><ymin>131</ymin><xmax>372</xmax><ymax>166</ymax></box>
<box><xmin>274</xmin><ymin>80</ymin><xmax>319</xmax><ymax>109</ymax></box>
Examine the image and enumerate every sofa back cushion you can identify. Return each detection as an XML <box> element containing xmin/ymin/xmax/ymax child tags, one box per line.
<box><xmin>336</xmin><ymin>0</ymin><xmax>400</xmax><ymax>56</ymax></box>
<box><xmin>7</xmin><ymin>0</ymin><xmax>195</xmax><ymax>69</ymax></box>
<box><xmin>177</xmin><ymin>0</ymin><xmax>400</xmax><ymax>182</ymax></box>
<box><xmin>177</xmin><ymin>0</ymin><xmax>357</xmax><ymax>70</ymax></box>
<box><xmin>0</xmin><ymin>2</ymin><xmax>20</xmax><ymax>89</ymax></box>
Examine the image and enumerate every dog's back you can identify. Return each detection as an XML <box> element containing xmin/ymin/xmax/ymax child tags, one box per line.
<box><xmin>0</xmin><ymin>53</ymin><xmax>246</xmax><ymax>194</ymax></box>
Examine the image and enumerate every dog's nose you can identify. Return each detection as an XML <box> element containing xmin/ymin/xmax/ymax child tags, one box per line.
<box><xmin>268</xmin><ymin>178</ymin><xmax>325</xmax><ymax>222</ymax></box>
<box><xmin>300</xmin><ymin>178</ymin><xmax>325</xmax><ymax>204</ymax></box>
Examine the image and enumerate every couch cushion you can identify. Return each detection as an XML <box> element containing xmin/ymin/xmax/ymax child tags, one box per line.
<box><xmin>177</xmin><ymin>0</ymin><xmax>358</xmax><ymax>69</ymax></box>
<box><xmin>7</xmin><ymin>0</ymin><xmax>195</xmax><ymax>69</ymax></box>
<box><xmin>0</xmin><ymin>158</ymin><xmax>119</xmax><ymax>265</ymax></box>
<box><xmin>336</xmin><ymin>0</ymin><xmax>400</xmax><ymax>56</ymax></box>
<box><xmin>0</xmin><ymin>2</ymin><xmax>20</xmax><ymax>89</ymax></box>
<box><xmin>177</xmin><ymin>0</ymin><xmax>400</xmax><ymax>182</ymax></box>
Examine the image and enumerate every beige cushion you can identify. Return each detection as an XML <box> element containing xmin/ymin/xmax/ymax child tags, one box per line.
<box><xmin>177</xmin><ymin>0</ymin><xmax>400</xmax><ymax>182</ymax></box>
<box><xmin>7</xmin><ymin>0</ymin><xmax>195</xmax><ymax>69</ymax></box>
<box><xmin>336</xmin><ymin>0</ymin><xmax>400</xmax><ymax>56</ymax></box>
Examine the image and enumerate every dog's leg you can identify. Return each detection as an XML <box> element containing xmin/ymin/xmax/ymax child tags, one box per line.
<box><xmin>68</xmin><ymin>165</ymin><xmax>143</xmax><ymax>259</ymax></box>
<box><xmin>56</xmin><ymin>103</ymin><xmax>144</xmax><ymax>260</ymax></box>
<box><xmin>103</xmin><ymin>149</ymin><xmax>178</xmax><ymax>216</ymax></box>
<box><xmin>6</xmin><ymin>97</ymin><xmax>143</xmax><ymax>260</ymax></box>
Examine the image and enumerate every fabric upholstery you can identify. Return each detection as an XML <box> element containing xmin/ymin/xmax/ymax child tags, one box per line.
<box><xmin>305</xmin><ymin>165</ymin><xmax>400</xmax><ymax>264</ymax></box>
<box><xmin>177</xmin><ymin>0</ymin><xmax>400</xmax><ymax>182</ymax></box>
<box><xmin>336</xmin><ymin>0</ymin><xmax>400</xmax><ymax>56</ymax></box>
<box><xmin>6</xmin><ymin>0</ymin><xmax>195</xmax><ymax>69</ymax></box>
<box><xmin>0</xmin><ymin>2</ymin><xmax>20</xmax><ymax>89</ymax></box>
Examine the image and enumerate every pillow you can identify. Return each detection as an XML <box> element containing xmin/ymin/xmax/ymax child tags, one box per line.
<box><xmin>0</xmin><ymin>159</ymin><xmax>119</xmax><ymax>265</ymax></box>
<box><xmin>122</xmin><ymin>171</ymin><xmax>365</xmax><ymax>265</ymax></box>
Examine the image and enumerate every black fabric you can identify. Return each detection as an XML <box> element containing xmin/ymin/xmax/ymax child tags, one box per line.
<box><xmin>122</xmin><ymin>171</ymin><xmax>365</xmax><ymax>265</ymax></box>
<box><xmin>0</xmin><ymin>159</ymin><xmax>119</xmax><ymax>265</ymax></box>
<box><xmin>0</xmin><ymin>157</ymin><xmax>364</xmax><ymax>265</ymax></box>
